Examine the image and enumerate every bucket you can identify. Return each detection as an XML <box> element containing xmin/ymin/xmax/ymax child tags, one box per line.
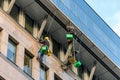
<box><xmin>74</xmin><ymin>61</ymin><xmax>81</xmax><ymax>68</ymax></box>
<box><xmin>66</xmin><ymin>34</ymin><xmax>73</xmax><ymax>40</ymax></box>
<box><xmin>40</xmin><ymin>45</ymin><xmax>47</xmax><ymax>54</ymax></box>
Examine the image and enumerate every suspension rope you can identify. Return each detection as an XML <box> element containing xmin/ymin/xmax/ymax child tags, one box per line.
<box><xmin>72</xmin><ymin>38</ymin><xmax>76</xmax><ymax>60</ymax></box>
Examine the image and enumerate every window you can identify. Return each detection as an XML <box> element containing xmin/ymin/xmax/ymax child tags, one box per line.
<box><xmin>54</xmin><ymin>74</ymin><xmax>62</xmax><ymax>80</ymax></box>
<box><xmin>40</xmin><ymin>64</ymin><xmax>48</xmax><ymax>80</ymax></box>
<box><xmin>25</xmin><ymin>15</ymin><xmax>33</xmax><ymax>35</ymax></box>
<box><xmin>78</xmin><ymin>65</ymin><xmax>83</xmax><ymax>79</ymax></box>
<box><xmin>7</xmin><ymin>38</ymin><xmax>17</xmax><ymax>62</ymax></box>
<box><xmin>53</xmin><ymin>38</ymin><xmax>60</xmax><ymax>59</ymax></box>
<box><xmin>0</xmin><ymin>0</ymin><xmax>3</xmax><ymax>8</ymax></box>
<box><xmin>24</xmin><ymin>51</ymin><xmax>33</xmax><ymax>76</ymax></box>
<box><xmin>10</xmin><ymin>5</ymin><xmax>19</xmax><ymax>22</ymax></box>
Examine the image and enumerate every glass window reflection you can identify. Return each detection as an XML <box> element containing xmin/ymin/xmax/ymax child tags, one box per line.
<box><xmin>24</xmin><ymin>52</ymin><xmax>32</xmax><ymax>75</ymax></box>
<box><xmin>7</xmin><ymin>39</ymin><xmax>17</xmax><ymax>62</ymax></box>
<box><xmin>40</xmin><ymin>65</ymin><xmax>48</xmax><ymax>80</ymax></box>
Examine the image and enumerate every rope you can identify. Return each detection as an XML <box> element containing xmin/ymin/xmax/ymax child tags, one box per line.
<box><xmin>72</xmin><ymin>38</ymin><xmax>76</xmax><ymax>60</ymax></box>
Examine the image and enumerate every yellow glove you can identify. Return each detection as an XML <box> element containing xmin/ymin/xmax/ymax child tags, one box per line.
<box><xmin>46</xmin><ymin>49</ymin><xmax>51</xmax><ymax>56</ymax></box>
<box><xmin>68</xmin><ymin>56</ymin><xmax>75</xmax><ymax>64</ymax></box>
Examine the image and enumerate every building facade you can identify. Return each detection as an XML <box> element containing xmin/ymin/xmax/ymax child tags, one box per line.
<box><xmin>0</xmin><ymin>0</ymin><xmax>120</xmax><ymax>80</ymax></box>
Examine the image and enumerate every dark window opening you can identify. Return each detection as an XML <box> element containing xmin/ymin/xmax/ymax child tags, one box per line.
<box><xmin>0</xmin><ymin>0</ymin><xmax>3</xmax><ymax>8</ymax></box>
<box><xmin>78</xmin><ymin>65</ymin><xmax>83</xmax><ymax>79</ymax></box>
<box><xmin>52</xmin><ymin>38</ymin><xmax>60</xmax><ymax>59</ymax></box>
<box><xmin>25</xmin><ymin>14</ymin><xmax>34</xmax><ymax>35</ymax></box>
<box><xmin>10</xmin><ymin>4</ymin><xmax>19</xmax><ymax>22</ymax></box>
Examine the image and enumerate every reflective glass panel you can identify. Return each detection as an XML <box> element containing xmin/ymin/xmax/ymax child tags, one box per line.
<box><xmin>24</xmin><ymin>52</ymin><xmax>32</xmax><ymax>75</ymax></box>
<box><xmin>40</xmin><ymin>68</ymin><xmax>47</xmax><ymax>80</ymax></box>
<box><xmin>7</xmin><ymin>39</ymin><xmax>16</xmax><ymax>62</ymax></box>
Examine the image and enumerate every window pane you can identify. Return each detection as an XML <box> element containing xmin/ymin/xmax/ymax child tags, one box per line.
<box><xmin>0</xmin><ymin>0</ymin><xmax>3</xmax><ymax>8</ymax></box>
<box><xmin>25</xmin><ymin>15</ymin><xmax>33</xmax><ymax>35</ymax></box>
<box><xmin>7</xmin><ymin>39</ymin><xmax>16</xmax><ymax>62</ymax></box>
<box><xmin>78</xmin><ymin>66</ymin><xmax>82</xmax><ymax>78</ymax></box>
<box><xmin>24</xmin><ymin>53</ymin><xmax>32</xmax><ymax>75</ymax></box>
<box><xmin>40</xmin><ymin>68</ymin><xmax>47</xmax><ymax>80</ymax></box>
<box><xmin>10</xmin><ymin>5</ymin><xmax>19</xmax><ymax>22</ymax></box>
<box><xmin>53</xmin><ymin>39</ymin><xmax>60</xmax><ymax>58</ymax></box>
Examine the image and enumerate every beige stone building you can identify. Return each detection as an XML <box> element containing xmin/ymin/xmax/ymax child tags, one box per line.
<box><xmin>0</xmin><ymin>0</ymin><xmax>120</xmax><ymax>80</ymax></box>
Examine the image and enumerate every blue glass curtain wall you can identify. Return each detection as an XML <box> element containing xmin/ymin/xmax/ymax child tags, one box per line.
<box><xmin>50</xmin><ymin>0</ymin><xmax>120</xmax><ymax>67</ymax></box>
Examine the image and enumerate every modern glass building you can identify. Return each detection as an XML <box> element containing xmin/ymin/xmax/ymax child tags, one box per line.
<box><xmin>0</xmin><ymin>0</ymin><xmax>120</xmax><ymax>80</ymax></box>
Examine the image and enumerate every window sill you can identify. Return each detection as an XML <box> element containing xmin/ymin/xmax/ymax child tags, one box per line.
<box><xmin>23</xmin><ymin>70</ymin><xmax>34</xmax><ymax>80</ymax></box>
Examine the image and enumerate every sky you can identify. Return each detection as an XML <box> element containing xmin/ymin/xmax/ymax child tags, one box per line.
<box><xmin>85</xmin><ymin>0</ymin><xmax>120</xmax><ymax>37</ymax></box>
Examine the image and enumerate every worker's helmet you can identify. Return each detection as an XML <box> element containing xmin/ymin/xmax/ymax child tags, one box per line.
<box><xmin>66</xmin><ymin>26</ymin><xmax>74</xmax><ymax>29</ymax></box>
<box><xmin>44</xmin><ymin>37</ymin><xmax>49</xmax><ymax>40</ymax></box>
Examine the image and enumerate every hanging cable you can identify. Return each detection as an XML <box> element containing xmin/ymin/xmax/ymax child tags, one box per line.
<box><xmin>72</xmin><ymin>38</ymin><xmax>76</xmax><ymax>61</ymax></box>
<box><xmin>73</xmin><ymin>34</ymin><xmax>83</xmax><ymax>68</ymax></box>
